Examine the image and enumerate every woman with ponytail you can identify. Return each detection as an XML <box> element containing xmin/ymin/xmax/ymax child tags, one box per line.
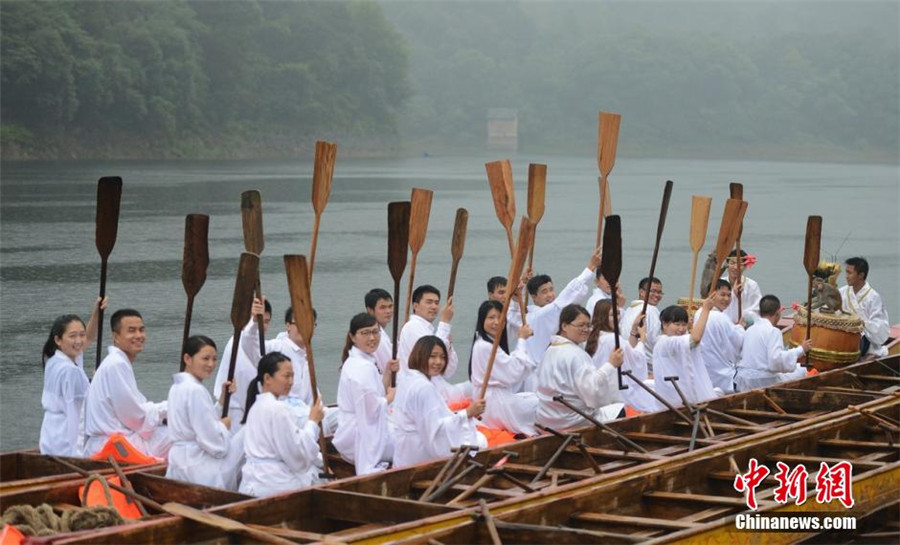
<box><xmin>166</xmin><ymin>336</ymin><xmax>245</xmax><ymax>491</ymax></box>
<box><xmin>332</xmin><ymin>313</ymin><xmax>395</xmax><ymax>475</ymax></box>
<box><xmin>239</xmin><ymin>352</ymin><xmax>324</xmax><ymax>497</ymax></box>
<box><xmin>39</xmin><ymin>297</ymin><xmax>106</xmax><ymax>456</ymax></box>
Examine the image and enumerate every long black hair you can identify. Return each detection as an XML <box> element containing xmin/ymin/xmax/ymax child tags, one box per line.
<box><xmin>42</xmin><ymin>314</ymin><xmax>85</xmax><ymax>368</ymax></box>
<box><xmin>241</xmin><ymin>351</ymin><xmax>291</xmax><ymax>424</ymax></box>
<box><xmin>468</xmin><ymin>300</ymin><xmax>509</xmax><ymax>379</ymax></box>
<box><xmin>341</xmin><ymin>312</ymin><xmax>378</xmax><ymax>366</ymax></box>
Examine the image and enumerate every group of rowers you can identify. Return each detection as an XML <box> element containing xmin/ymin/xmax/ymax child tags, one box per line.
<box><xmin>39</xmin><ymin>248</ymin><xmax>889</xmax><ymax>498</ymax></box>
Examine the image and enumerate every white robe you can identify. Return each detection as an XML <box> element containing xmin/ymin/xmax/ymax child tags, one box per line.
<box><xmin>213</xmin><ymin>326</ymin><xmax>259</xmax><ymax>435</ymax></box>
<box><xmin>397</xmin><ymin>314</ymin><xmax>468</xmax><ymax>403</ymax></box>
<box><xmin>373</xmin><ymin>325</ymin><xmax>394</xmax><ymax>374</ymax></box>
<box><xmin>721</xmin><ymin>273</ymin><xmax>762</xmax><ymax>324</ymax></box>
<box><xmin>166</xmin><ymin>373</ymin><xmax>245</xmax><ymax>491</ymax></box>
<box><xmin>652</xmin><ymin>335</ymin><xmax>719</xmax><ymax>407</ymax></box>
<box><xmin>470</xmin><ymin>334</ymin><xmax>538</xmax><ymax>436</ymax></box>
<box><xmin>536</xmin><ymin>335</ymin><xmax>620</xmax><ymax>430</ymax></box>
<box><xmin>585</xmin><ymin>287</ymin><xmax>612</xmax><ymax>318</ymax></box>
<box><xmin>392</xmin><ymin>370</ymin><xmax>485</xmax><ymax>468</ymax></box>
<box><xmin>590</xmin><ymin>333</ymin><xmax>661</xmax><ymax>413</ymax></box>
<box><xmin>840</xmin><ymin>282</ymin><xmax>890</xmax><ymax>357</ymax></box>
<box><xmin>241</xmin><ymin>327</ymin><xmax>313</xmax><ymax>405</ymax></box>
<box><xmin>239</xmin><ymin>392</ymin><xmax>322</xmax><ymax>497</ymax></box>
<box><xmin>522</xmin><ymin>268</ymin><xmax>594</xmax><ymax>368</ymax></box>
<box><xmin>84</xmin><ymin>346</ymin><xmax>171</xmax><ymax>459</ymax></box>
<box><xmin>695</xmin><ymin>307</ymin><xmax>745</xmax><ymax>394</ymax></box>
<box><xmin>734</xmin><ymin>318</ymin><xmax>806</xmax><ymax>392</ymax></box>
<box><xmin>621</xmin><ymin>301</ymin><xmax>661</xmax><ymax>367</ymax></box>
<box><xmin>40</xmin><ymin>351</ymin><xmax>90</xmax><ymax>456</ymax></box>
<box><xmin>332</xmin><ymin>347</ymin><xmax>394</xmax><ymax>475</ymax></box>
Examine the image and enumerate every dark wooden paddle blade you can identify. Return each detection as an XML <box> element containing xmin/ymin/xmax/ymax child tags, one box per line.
<box><xmin>729</xmin><ymin>182</ymin><xmax>744</xmax><ymax>201</ymax></box>
<box><xmin>450</xmin><ymin>208</ymin><xmax>469</xmax><ymax>261</ymax></box>
<box><xmin>708</xmin><ymin>198</ymin><xmax>743</xmax><ymax>295</ymax></box>
<box><xmin>600</xmin><ymin>215</ymin><xmax>622</xmax><ymax>288</ymax></box>
<box><xmin>485</xmin><ymin>159</ymin><xmax>516</xmax><ymax>231</ymax></box>
<box><xmin>312</xmin><ymin>141</ymin><xmax>337</xmax><ymax>216</ymax></box>
<box><xmin>408</xmin><ymin>188</ymin><xmax>434</xmax><ymax>254</ymax></box>
<box><xmin>804</xmin><ymin>216</ymin><xmax>823</xmax><ymax>276</ymax></box>
<box><xmin>689</xmin><ymin>196</ymin><xmax>712</xmax><ymax>253</ymax></box>
<box><xmin>182</xmin><ymin>214</ymin><xmax>210</xmax><ymax>297</ymax></box>
<box><xmin>230</xmin><ymin>252</ymin><xmax>260</xmax><ymax>332</ymax></box>
<box><xmin>388</xmin><ymin>201</ymin><xmax>411</xmax><ymax>282</ymax></box>
<box><xmin>597</xmin><ymin>111</ymin><xmax>622</xmax><ymax>176</ymax></box>
<box><xmin>284</xmin><ymin>255</ymin><xmax>315</xmax><ymax>350</ymax></box>
<box><xmin>95</xmin><ymin>177</ymin><xmax>123</xmax><ymax>259</ymax></box>
<box><xmin>508</xmin><ymin>217</ymin><xmax>536</xmax><ymax>290</ymax></box>
<box><xmin>526</xmin><ymin>164</ymin><xmax>547</xmax><ymax>223</ymax></box>
<box><xmin>240</xmin><ymin>190</ymin><xmax>264</xmax><ymax>255</ymax></box>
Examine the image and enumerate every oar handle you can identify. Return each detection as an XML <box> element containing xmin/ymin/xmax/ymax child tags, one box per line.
<box><xmin>221</xmin><ymin>327</ymin><xmax>241</xmax><ymax>418</ymax></box>
<box><xmin>95</xmin><ymin>258</ymin><xmax>109</xmax><ymax>370</ymax></box>
<box><xmin>391</xmin><ymin>277</ymin><xmax>401</xmax><ymax>388</ymax></box>
<box><xmin>308</xmin><ymin>214</ymin><xmax>322</xmax><ymax>282</ymax></box>
<box><xmin>305</xmin><ymin>344</ymin><xmax>331</xmax><ymax>477</ymax></box>
<box><xmin>404</xmin><ymin>253</ymin><xmax>418</xmax><ymax>323</ymax></box>
<box><xmin>688</xmin><ymin>251</ymin><xmax>700</xmax><ymax>316</ymax></box>
<box><xmin>255</xmin><ymin>280</ymin><xmax>266</xmax><ymax>357</ymax></box>
<box><xmin>611</xmin><ymin>283</ymin><xmax>626</xmax><ymax>390</ymax></box>
<box><xmin>447</xmin><ymin>258</ymin><xmax>460</xmax><ymax>300</ymax></box>
<box><xmin>180</xmin><ymin>296</ymin><xmax>194</xmax><ymax>372</ymax></box>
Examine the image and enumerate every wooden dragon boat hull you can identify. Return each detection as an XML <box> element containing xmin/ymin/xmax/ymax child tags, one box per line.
<box><xmin>0</xmin><ymin>452</ymin><xmax>164</xmax><ymax>494</ymax></box>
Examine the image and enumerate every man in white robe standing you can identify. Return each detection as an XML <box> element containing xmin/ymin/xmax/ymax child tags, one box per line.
<box><xmin>621</xmin><ymin>277</ymin><xmax>664</xmax><ymax>368</ymax></box>
<box><xmin>721</xmin><ymin>249</ymin><xmax>762</xmax><ymax>324</ymax></box>
<box><xmin>365</xmin><ymin>288</ymin><xmax>396</xmax><ymax>379</ymax></box>
<box><xmin>735</xmin><ymin>295</ymin><xmax>811</xmax><ymax>392</ymax></box>
<box><xmin>84</xmin><ymin>309</ymin><xmax>172</xmax><ymax>459</ymax></box>
<box><xmin>696</xmin><ymin>279</ymin><xmax>745</xmax><ymax>394</ymax></box>
<box><xmin>840</xmin><ymin>257</ymin><xmax>890</xmax><ymax>358</ymax></box>
<box><xmin>585</xmin><ymin>270</ymin><xmax>614</xmax><ymax>318</ymax></box>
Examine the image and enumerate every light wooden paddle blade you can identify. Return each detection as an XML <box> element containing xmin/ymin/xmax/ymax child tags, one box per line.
<box><xmin>95</xmin><ymin>177</ymin><xmax>123</xmax><ymax>259</ymax></box>
<box><xmin>450</xmin><ymin>208</ymin><xmax>469</xmax><ymax>261</ymax></box>
<box><xmin>803</xmin><ymin>216</ymin><xmax>823</xmax><ymax>276</ymax></box>
<box><xmin>689</xmin><ymin>196</ymin><xmax>712</xmax><ymax>253</ymax></box>
<box><xmin>284</xmin><ymin>255</ymin><xmax>315</xmax><ymax>346</ymax></box>
<box><xmin>311</xmin><ymin>141</ymin><xmax>337</xmax><ymax>215</ymax></box>
<box><xmin>485</xmin><ymin>159</ymin><xmax>516</xmax><ymax>231</ymax></box>
<box><xmin>240</xmin><ymin>190</ymin><xmax>264</xmax><ymax>255</ymax></box>
<box><xmin>387</xmin><ymin>201</ymin><xmax>411</xmax><ymax>283</ymax></box>
<box><xmin>230</xmin><ymin>252</ymin><xmax>259</xmax><ymax>332</ymax></box>
<box><xmin>182</xmin><ymin>214</ymin><xmax>210</xmax><ymax>297</ymax></box>
<box><xmin>510</xmin><ymin>217</ymin><xmax>536</xmax><ymax>286</ymax></box>
<box><xmin>597</xmin><ymin>111</ymin><xmax>622</xmax><ymax>176</ymax></box>
<box><xmin>729</xmin><ymin>182</ymin><xmax>744</xmax><ymax>201</ymax></box>
<box><xmin>408</xmin><ymin>188</ymin><xmax>434</xmax><ymax>254</ymax></box>
<box><xmin>526</xmin><ymin>164</ymin><xmax>547</xmax><ymax>223</ymax></box>
<box><xmin>600</xmin><ymin>215</ymin><xmax>623</xmax><ymax>288</ymax></box>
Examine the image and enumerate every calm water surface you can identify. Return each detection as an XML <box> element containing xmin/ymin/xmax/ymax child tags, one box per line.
<box><xmin>1</xmin><ymin>156</ymin><xmax>897</xmax><ymax>450</ymax></box>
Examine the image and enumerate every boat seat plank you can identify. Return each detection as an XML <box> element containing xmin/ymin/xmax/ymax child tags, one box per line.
<box><xmin>768</xmin><ymin>453</ymin><xmax>885</xmax><ymax>469</ymax></box>
<box><xmin>571</xmin><ymin>512</ymin><xmax>699</xmax><ymax>529</ymax></box>
<box><xmin>574</xmin><ymin>446</ymin><xmax>666</xmax><ymax>462</ymax></box>
<box><xmin>502</xmin><ymin>462</ymin><xmax>595</xmax><ymax>478</ymax></box>
<box><xmin>818</xmin><ymin>439</ymin><xmax>900</xmax><ymax>450</ymax></box>
<box><xmin>677</xmin><ymin>506</ymin><xmax>734</xmax><ymax>523</ymax></box>
<box><xmin>246</xmin><ymin>523</ymin><xmax>326</xmax><ymax>541</ymax></box>
<box><xmin>724</xmin><ymin>409</ymin><xmax>811</xmax><ymax>421</ymax></box>
<box><xmin>624</xmin><ymin>432</ymin><xmax>718</xmax><ymax>446</ymax></box>
<box><xmin>643</xmin><ymin>490</ymin><xmax>758</xmax><ymax>507</ymax></box>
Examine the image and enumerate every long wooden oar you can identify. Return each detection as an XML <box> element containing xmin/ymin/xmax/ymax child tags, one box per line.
<box><xmin>447</xmin><ymin>208</ymin><xmax>468</xmax><ymax>299</ymax></box>
<box><xmin>94</xmin><ymin>177</ymin><xmax>123</xmax><ymax>370</ymax></box>
<box><xmin>403</xmin><ymin>188</ymin><xmax>434</xmax><ymax>322</ymax></box>
<box><xmin>485</xmin><ymin>159</ymin><xmax>517</xmax><ymax>257</ymax></box>
<box><xmin>729</xmin><ymin>183</ymin><xmax>745</xmax><ymax>318</ymax></box>
<box><xmin>707</xmin><ymin>198</ymin><xmax>747</xmax><ymax>297</ymax></box>
<box><xmin>241</xmin><ymin>190</ymin><xmax>266</xmax><ymax>356</ymax></box>
<box><xmin>180</xmin><ymin>214</ymin><xmax>210</xmax><ymax>371</ymax></box>
<box><xmin>600</xmin><ymin>215</ymin><xmax>626</xmax><ymax>389</ymax></box>
<box><xmin>284</xmin><ymin>254</ymin><xmax>330</xmax><ymax>477</ymax></box>
<box><xmin>478</xmin><ymin>216</ymin><xmax>535</xmax><ymax>400</ymax></box>
<box><xmin>687</xmin><ymin>196</ymin><xmax>712</xmax><ymax>312</ymax></box>
<box><xmin>597</xmin><ymin>111</ymin><xmax>621</xmax><ymax>247</ymax></box>
<box><xmin>524</xmin><ymin>164</ymin><xmax>547</xmax><ymax>307</ymax></box>
<box><xmin>803</xmin><ymin>216</ymin><xmax>822</xmax><ymax>350</ymax></box>
<box><xmin>308</xmin><ymin>140</ymin><xmax>337</xmax><ymax>281</ymax></box>
<box><xmin>221</xmin><ymin>252</ymin><xmax>259</xmax><ymax>418</ymax></box>
<box><xmin>640</xmin><ymin>181</ymin><xmax>674</xmax><ymax>319</ymax></box>
<box><xmin>387</xmin><ymin>202</ymin><xmax>410</xmax><ymax>387</ymax></box>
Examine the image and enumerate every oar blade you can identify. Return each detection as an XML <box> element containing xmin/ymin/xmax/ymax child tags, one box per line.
<box><xmin>597</xmin><ymin>111</ymin><xmax>622</xmax><ymax>176</ymax></box>
<box><xmin>408</xmin><ymin>188</ymin><xmax>434</xmax><ymax>253</ymax></box>
<box><xmin>312</xmin><ymin>141</ymin><xmax>337</xmax><ymax>215</ymax></box>
<box><xmin>284</xmin><ymin>255</ymin><xmax>316</xmax><ymax>346</ymax></box>
<box><xmin>95</xmin><ymin>176</ymin><xmax>123</xmax><ymax>259</ymax></box>
<box><xmin>485</xmin><ymin>159</ymin><xmax>516</xmax><ymax>230</ymax></box>
<box><xmin>230</xmin><ymin>252</ymin><xmax>260</xmax><ymax>332</ymax></box>
<box><xmin>508</xmin><ymin>216</ymin><xmax>536</xmax><ymax>286</ymax></box>
<box><xmin>182</xmin><ymin>214</ymin><xmax>210</xmax><ymax>297</ymax></box>
<box><xmin>450</xmin><ymin>208</ymin><xmax>469</xmax><ymax>261</ymax></box>
<box><xmin>388</xmin><ymin>201</ymin><xmax>411</xmax><ymax>282</ymax></box>
<box><xmin>729</xmin><ymin>182</ymin><xmax>744</xmax><ymax>201</ymax></box>
<box><xmin>600</xmin><ymin>215</ymin><xmax>623</xmax><ymax>287</ymax></box>
<box><xmin>689</xmin><ymin>196</ymin><xmax>712</xmax><ymax>253</ymax></box>
<box><xmin>526</xmin><ymin>164</ymin><xmax>547</xmax><ymax>223</ymax></box>
<box><xmin>714</xmin><ymin>198</ymin><xmax>743</xmax><ymax>265</ymax></box>
<box><xmin>804</xmin><ymin>216</ymin><xmax>823</xmax><ymax>276</ymax></box>
<box><xmin>240</xmin><ymin>190</ymin><xmax>265</xmax><ymax>255</ymax></box>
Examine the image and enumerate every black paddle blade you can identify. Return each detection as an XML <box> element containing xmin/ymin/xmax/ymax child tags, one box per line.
<box><xmin>600</xmin><ymin>215</ymin><xmax>622</xmax><ymax>286</ymax></box>
<box><xmin>388</xmin><ymin>201</ymin><xmax>411</xmax><ymax>282</ymax></box>
<box><xmin>230</xmin><ymin>252</ymin><xmax>259</xmax><ymax>332</ymax></box>
<box><xmin>182</xmin><ymin>214</ymin><xmax>210</xmax><ymax>297</ymax></box>
<box><xmin>95</xmin><ymin>177</ymin><xmax>123</xmax><ymax>259</ymax></box>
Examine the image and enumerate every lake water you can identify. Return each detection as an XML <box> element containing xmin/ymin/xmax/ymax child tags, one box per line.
<box><xmin>1</xmin><ymin>156</ymin><xmax>897</xmax><ymax>450</ymax></box>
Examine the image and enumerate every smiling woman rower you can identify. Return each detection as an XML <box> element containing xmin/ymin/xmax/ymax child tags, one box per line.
<box><xmin>166</xmin><ymin>336</ymin><xmax>245</xmax><ymax>491</ymax></box>
<box><xmin>39</xmin><ymin>297</ymin><xmax>106</xmax><ymax>456</ymax></box>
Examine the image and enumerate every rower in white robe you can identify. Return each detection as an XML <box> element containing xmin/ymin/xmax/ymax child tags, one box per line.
<box><xmin>167</xmin><ymin>336</ymin><xmax>244</xmax><ymax>491</ymax></box>
<box><xmin>239</xmin><ymin>352</ymin><xmax>324</xmax><ymax>497</ymax></box>
<box><xmin>393</xmin><ymin>336</ymin><xmax>486</xmax><ymax>468</ymax></box>
<box><xmin>84</xmin><ymin>309</ymin><xmax>171</xmax><ymax>459</ymax></box>
<box><xmin>653</xmin><ymin>299</ymin><xmax>720</xmax><ymax>407</ymax></box>
<box><xmin>734</xmin><ymin>295</ymin><xmax>811</xmax><ymax>392</ymax></box>
<box><xmin>840</xmin><ymin>257</ymin><xmax>891</xmax><ymax>357</ymax></box>
<box><xmin>333</xmin><ymin>314</ymin><xmax>396</xmax><ymax>475</ymax></box>
<box><xmin>695</xmin><ymin>280</ymin><xmax>745</xmax><ymax>394</ymax></box>
<box><xmin>586</xmin><ymin>270</ymin><xmax>624</xmax><ymax>318</ymax></box>
<box><xmin>536</xmin><ymin>304</ymin><xmax>624</xmax><ymax>429</ymax></box>
<box><xmin>365</xmin><ymin>288</ymin><xmax>396</xmax><ymax>385</ymax></box>
<box><xmin>621</xmin><ymin>277</ymin><xmax>665</xmax><ymax>368</ymax></box>
<box><xmin>721</xmin><ymin>250</ymin><xmax>762</xmax><ymax>324</ymax></box>
<box><xmin>469</xmin><ymin>300</ymin><xmax>538</xmax><ymax>436</ymax></box>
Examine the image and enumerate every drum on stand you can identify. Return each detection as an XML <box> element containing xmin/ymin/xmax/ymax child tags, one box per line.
<box><xmin>790</xmin><ymin>306</ymin><xmax>863</xmax><ymax>372</ymax></box>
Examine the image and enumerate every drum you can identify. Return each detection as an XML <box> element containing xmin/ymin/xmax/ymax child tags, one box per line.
<box><xmin>790</xmin><ymin>307</ymin><xmax>863</xmax><ymax>371</ymax></box>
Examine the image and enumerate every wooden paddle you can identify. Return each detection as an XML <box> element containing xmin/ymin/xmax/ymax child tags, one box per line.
<box><xmin>478</xmin><ymin>216</ymin><xmax>536</xmax><ymax>400</ymax></box>
<box><xmin>447</xmin><ymin>208</ymin><xmax>469</xmax><ymax>299</ymax></box>
<box><xmin>729</xmin><ymin>183</ymin><xmax>745</xmax><ymax>319</ymax></box>
<box><xmin>180</xmin><ymin>214</ymin><xmax>210</xmax><ymax>371</ymax></box>
<box><xmin>241</xmin><ymin>190</ymin><xmax>266</xmax><ymax>357</ymax></box>
<box><xmin>597</xmin><ymin>111</ymin><xmax>621</xmax><ymax>248</ymax></box>
<box><xmin>524</xmin><ymin>164</ymin><xmax>547</xmax><ymax>307</ymax></box>
<box><xmin>387</xmin><ymin>201</ymin><xmax>410</xmax><ymax>387</ymax></box>
<box><xmin>403</xmin><ymin>188</ymin><xmax>434</xmax><ymax>322</ymax></box>
<box><xmin>803</xmin><ymin>216</ymin><xmax>822</xmax><ymax>347</ymax></box>
<box><xmin>687</xmin><ymin>196</ymin><xmax>712</xmax><ymax>312</ymax></box>
<box><xmin>485</xmin><ymin>159</ymin><xmax>517</xmax><ymax>257</ymax></box>
<box><xmin>308</xmin><ymin>140</ymin><xmax>337</xmax><ymax>281</ymax></box>
<box><xmin>94</xmin><ymin>176</ymin><xmax>123</xmax><ymax>370</ymax></box>
<box><xmin>283</xmin><ymin>254</ymin><xmax>330</xmax><ymax>476</ymax></box>
<box><xmin>640</xmin><ymin>181</ymin><xmax>674</xmax><ymax>319</ymax></box>
<box><xmin>707</xmin><ymin>198</ymin><xmax>746</xmax><ymax>297</ymax></box>
<box><xmin>600</xmin><ymin>215</ymin><xmax>626</xmax><ymax>389</ymax></box>
<box><xmin>221</xmin><ymin>252</ymin><xmax>259</xmax><ymax>418</ymax></box>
